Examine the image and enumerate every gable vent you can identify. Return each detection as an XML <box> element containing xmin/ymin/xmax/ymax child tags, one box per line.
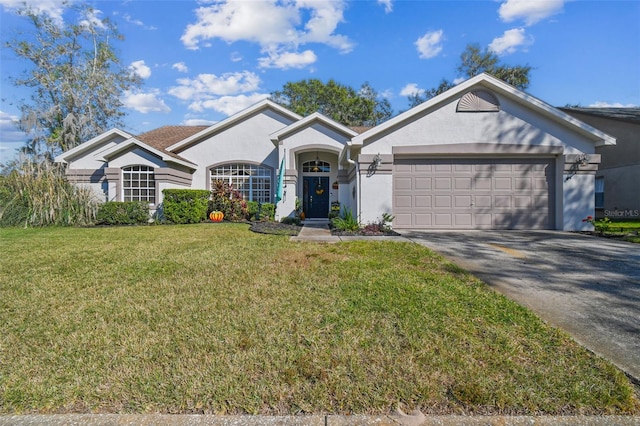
<box><xmin>457</xmin><ymin>90</ymin><xmax>500</xmax><ymax>112</ymax></box>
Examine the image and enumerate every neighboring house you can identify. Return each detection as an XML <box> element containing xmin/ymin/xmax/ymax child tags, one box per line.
<box><xmin>55</xmin><ymin>73</ymin><xmax>615</xmax><ymax>231</ymax></box>
<box><xmin>560</xmin><ymin>107</ymin><xmax>640</xmax><ymax>219</ymax></box>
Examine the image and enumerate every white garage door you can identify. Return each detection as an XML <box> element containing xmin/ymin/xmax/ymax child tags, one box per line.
<box><xmin>393</xmin><ymin>158</ymin><xmax>555</xmax><ymax>229</ymax></box>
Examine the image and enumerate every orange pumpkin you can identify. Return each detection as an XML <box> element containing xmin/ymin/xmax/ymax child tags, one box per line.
<box><xmin>209</xmin><ymin>211</ymin><xmax>224</xmax><ymax>222</ymax></box>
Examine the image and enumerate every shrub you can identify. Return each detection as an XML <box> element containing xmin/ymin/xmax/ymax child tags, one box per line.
<box><xmin>361</xmin><ymin>213</ymin><xmax>395</xmax><ymax>235</ymax></box>
<box><xmin>209</xmin><ymin>180</ymin><xmax>247</xmax><ymax>221</ymax></box>
<box><xmin>162</xmin><ymin>189</ymin><xmax>210</xmax><ymax>224</ymax></box>
<box><xmin>0</xmin><ymin>159</ymin><xmax>98</xmax><ymax>227</ymax></box>
<box><xmin>247</xmin><ymin>201</ymin><xmax>275</xmax><ymax>221</ymax></box>
<box><xmin>96</xmin><ymin>201</ymin><xmax>149</xmax><ymax>225</ymax></box>
<box><xmin>280</xmin><ymin>216</ymin><xmax>301</xmax><ymax>226</ymax></box>
<box><xmin>331</xmin><ymin>206</ymin><xmax>360</xmax><ymax>232</ymax></box>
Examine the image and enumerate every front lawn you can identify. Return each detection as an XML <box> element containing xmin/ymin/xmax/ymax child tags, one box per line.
<box><xmin>1</xmin><ymin>224</ymin><xmax>638</xmax><ymax>415</ymax></box>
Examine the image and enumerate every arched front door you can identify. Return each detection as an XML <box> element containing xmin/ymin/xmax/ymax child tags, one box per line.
<box><xmin>303</xmin><ymin>176</ymin><xmax>330</xmax><ymax>218</ymax></box>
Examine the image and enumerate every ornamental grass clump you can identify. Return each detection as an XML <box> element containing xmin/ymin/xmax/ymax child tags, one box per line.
<box><xmin>331</xmin><ymin>206</ymin><xmax>360</xmax><ymax>232</ymax></box>
<box><xmin>0</xmin><ymin>158</ymin><xmax>98</xmax><ymax>227</ymax></box>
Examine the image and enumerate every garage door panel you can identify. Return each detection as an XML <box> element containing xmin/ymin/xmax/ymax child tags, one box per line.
<box><xmin>415</xmin><ymin>177</ymin><xmax>431</xmax><ymax>189</ymax></box>
<box><xmin>434</xmin><ymin>214</ymin><xmax>452</xmax><ymax>226</ymax></box>
<box><xmin>393</xmin><ymin>158</ymin><xmax>554</xmax><ymax>229</ymax></box>
<box><xmin>475</xmin><ymin>195</ymin><xmax>492</xmax><ymax>208</ymax></box>
<box><xmin>475</xmin><ymin>178</ymin><xmax>492</xmax><ymax>190</ymax></box>
<box><xmin>494</xmin><ymin>195</ymin><xmax>511</xmax><ymax>208</ymax></box>
<box><xmin>395</xmin><ymin>195</ymin><xmax>412</xmax><ymax>208</ymax></box>
<box><xmin>394</xmin><ymin>177</ymin><xmax>412</xmax><ymax>190</ymax></box>
<box><xmin>414</xmin><ymin>195</ymin><xmax>431</xmax><ymax>208</ymax></box>
<box><xmin>415</xmin><ymin>214</ymin><xmax>432</xmax><ymax>226</ymax></box>
<box><xmin>435</xmin><ymin>195</ymin><xmax>452</xmax><ymax>208</ymax></box>
<box><xmin>394</xmin><ymin>213</ymin><xmax>412</xmax><ymax>227</ymax></box>
<box><xmin>454</xmin><ymin>214</ymin><xmax>472</xmax><ymax>226</ymax></box>
<box><xmin>435</xmin><ymin>177</ymin><xmax>451</xmax><ymax>189</ymax></box>
<box><xmin>494</xmin><ymin>178</ymin><xmax>512</xmax><ymax>190</ymax></box>
<box><xmin>455</xmin><ymin>195</ymin><xmax>472</xmax><ymax>207</ymax></box>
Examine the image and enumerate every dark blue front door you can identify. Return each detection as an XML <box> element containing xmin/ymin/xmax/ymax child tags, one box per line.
<box><xmin>303</xmin><ymin>176</ymin><xmax>329</xmax><ymax>218</ymax></box>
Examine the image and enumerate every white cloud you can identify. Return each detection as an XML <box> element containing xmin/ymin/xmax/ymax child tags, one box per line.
<box><xmin>181</xmin><ymin>0</ymin><xmax>353</xmax><ymax>69</ymax></box>
<box><xmin>498</xmin><ymin>0</ymin><xmax>565</xmax><ymax>26</ymax></box>
<box><xmin>378</xmin><ymin>0</ymin><xmax>393</xmax><ymax>14</ymax></box>
<box><xmin>172</xmin><ymin>62</ymin><xmax>189</xmax><ymax>73</ymax></box>
<box><xmin>0</xmin><ymin>0</ymin><xmax>69</xmax><ymax>25</ymax></box>
<box><xmin>169</xmin><ymin>71</ymin><xmax>262</xmax><ymax>101</ymax></box>
<box><xmin>129</xmin><ymin>60</ymin><xmax>152</xmax><ymax>79</ymax></box>
<box><xmin>188</xmin><ymin>93</ymin><xmax>270</xmax><ymax>116</ymax></box>
<box><xmin>588</xmin><ymin>102</ymin><xmax>639</xmax><ymax>108</ymax></box>
<box><xmin>258</xmin><ymin>49</ymin><xmax>317</xmax><ymax>69</ymax></box>
<box><xmin>122</xmin><ymin>90</ymin><xmax>170</xmax><ymax>114</ymax></box>
<box><xmin>122</xmin><ymin>13</ymin><xmax>157</xmax><ymax>30</ymax></box>
<box><xmin>489</xmin><ymin>28</ymin><xmax>533</xmax><ymax>55</ymax></box>
<box><xmin>400</xmin><ymin>83</ymin><xmax>424</xmax><ymax>97</ymax></box>
<box><xmin>415</xmin><ymin>29</ymin><xmax>444</xmax><ymax>59</ymax></box>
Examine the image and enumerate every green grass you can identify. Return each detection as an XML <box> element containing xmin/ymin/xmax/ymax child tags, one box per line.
<box><xmin>1</xmin><ymin>224</ymin><xmax>638</xmax><ymax>415</ymax></box>
<box><xmin>605</xmin><ymin>219</ymin><xmax>640</xmax><ymax>243</ymax></box>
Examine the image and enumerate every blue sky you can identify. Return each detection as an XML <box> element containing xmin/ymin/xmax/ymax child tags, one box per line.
<box><xmin>1</xmin><ymin>0</ymin><xmax>639</xmax><ymax>162</ymax></box>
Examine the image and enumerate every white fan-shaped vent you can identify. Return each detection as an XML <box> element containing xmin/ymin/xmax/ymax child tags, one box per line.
<box><xmin>457</xmin><ymin>90</ymin><xmax>500</xmax><ymax>112</ymax></box>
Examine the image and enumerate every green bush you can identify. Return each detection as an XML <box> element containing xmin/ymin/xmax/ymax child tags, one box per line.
<box><xmin>96</xmin><ymin>201</ymin><xmax>149</xmax><ymax>225</ymax></box>
<box><xmin>280</xmin><ymin>216</ymin><xmax>301</xmax><ymax>226</ymax></box>
<box><xmin>162</xmin><ymin>189</ymin><xmax>210</xmax><ymax>224</ymax></box>
<box><xmin>331</xmin><ymin>207</ymin><xmax>360</xmax><ymax>232</ymax></box>
<box><xmin>247</xmin><ymin>201</ymin><xmax>275</xmax><ymax>221</ymax></box>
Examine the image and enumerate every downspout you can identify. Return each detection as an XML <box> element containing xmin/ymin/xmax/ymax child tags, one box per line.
<box><xmin>346</xmin><ymin>142</ymin><xmax>361</xmax><ymax>221</ymax></box>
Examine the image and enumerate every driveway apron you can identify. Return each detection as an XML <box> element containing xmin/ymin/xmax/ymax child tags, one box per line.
<box><xmin>402</xmin><ymin>230</ymin><xmax>640</xmax><ymax>382</ymax></box>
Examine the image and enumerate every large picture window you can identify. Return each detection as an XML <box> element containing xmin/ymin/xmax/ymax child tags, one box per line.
<box><xmin>211</xmin><ymin>163</ymin><xmax>271</xmax><ymax>203</ymax></box>
<box><xmin>123</xmin><ymin>165</ymin><xmax>155</xmax><ymax>203</ymax></box>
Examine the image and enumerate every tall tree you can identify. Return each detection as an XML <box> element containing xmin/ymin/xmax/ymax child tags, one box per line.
<box><xmin>409</xmin><ymin>43</ymin><xmax>532</xmax><ymax>107</ymax></box>
<box><xmin>271</xmin><ymin>79</ymin><xmax>392</xmax><ymax>127</ymax></box>
<box><xmin>5</xmin><ymin>3</ymin><xmax>141</xmax><ymax>160</ymax></box>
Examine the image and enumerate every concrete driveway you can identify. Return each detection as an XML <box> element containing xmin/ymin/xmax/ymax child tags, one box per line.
<box><xmin>401</xmin><ymin>230</ymin><xmax>640</xmax><ymax>382</ymax></box>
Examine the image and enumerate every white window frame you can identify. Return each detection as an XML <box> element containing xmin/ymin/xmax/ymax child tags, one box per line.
<box><xmin>122</xmin><ymin>165</ymin><xmax>156</xmax><ymax>204</ymax></box>
<box><xmin>211</xmin><ymin>163</ymin><xmax>272</xmax><ymax>203</ymax></box>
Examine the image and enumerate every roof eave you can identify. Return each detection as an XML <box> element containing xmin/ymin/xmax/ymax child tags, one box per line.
<box><xmin>54</xmin><ymin>128</ymin><xmax>133</xmax><ymax>164</ymax></box>
<box><xmin>101</xmin><ymin>138</ymin><xmax>197</xmax><ymax>170</ymax></box>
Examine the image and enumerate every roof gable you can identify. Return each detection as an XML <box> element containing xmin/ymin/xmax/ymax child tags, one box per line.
<box><xmin>353</xmin><ymin>73</ymin><xmax>615</xmax><ymax>147</ymax></box>
<box><xmin>100</xmin><ymin>137</ymin><xmax>197</xmax><ymax>170</ymax></box>
<box><xmin>270</xmin><ymin>112</ymin><xmax>358</xmax><ymax>143</ymax></box>
<box><xmin>54</xmin><ymin>128</ymin><xmax>133</xmax><ymax>164</ymax></box>
<box><xmin>167</xmin><ymin>99</ymin><xmax>302</xmax><ymax>152</ymax></box>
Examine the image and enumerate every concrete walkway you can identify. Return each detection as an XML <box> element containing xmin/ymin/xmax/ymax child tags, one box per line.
<box><xmin>290</xmin><ymin>220</ymin><xmax>409</xmax><ymax>243</ymax></box>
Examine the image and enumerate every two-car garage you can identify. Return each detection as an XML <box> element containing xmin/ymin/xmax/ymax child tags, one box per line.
<box><xmin>392</xmin><ymin>158</ymin><xmax>555</xmax><ymax>229</ymax></box>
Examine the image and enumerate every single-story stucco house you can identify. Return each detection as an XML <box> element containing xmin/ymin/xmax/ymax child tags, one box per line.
<box><xmin>55</xmin><ymin>73</ymin><xmax>615</xmax><ymax>231</ymax></box>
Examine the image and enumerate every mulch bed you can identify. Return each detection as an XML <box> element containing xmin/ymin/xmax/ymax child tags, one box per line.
<box><xmin>249</xmin><ymin>221</ymin><xmax>302</xmax><ymax>236</ymax></box>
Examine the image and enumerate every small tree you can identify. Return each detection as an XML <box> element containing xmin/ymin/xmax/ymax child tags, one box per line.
<box><xmin>409</xmin><ymin>43</ymin><xmax>532</xmax><ymax>106</ymax></box>
<box><xmin>271</xmin><ymin>79</ymin><xmax>392</xmax><ymax>126</ymax></box>
<box><xmin>4</xmin><ymin>3</ymin><xmax>141</xmax><ymax>160</ymax></box>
